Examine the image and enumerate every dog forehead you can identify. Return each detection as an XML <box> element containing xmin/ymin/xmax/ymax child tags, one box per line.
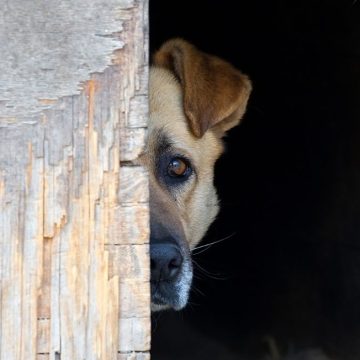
<box><xmin>149</xmin><ymin>67</ymin><xmax>223</xmax><ymax>160</ymax></box>
<box><xmin>149</xmin><ymin>67</ymin><xmax>187</xmax><ymax>130</ymax></box>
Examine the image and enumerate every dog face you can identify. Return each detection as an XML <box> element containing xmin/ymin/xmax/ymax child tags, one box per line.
<box><xmin>142</xmin><ymin>39</ymin><xmax>252</xmax><ymax>311</ymax></box>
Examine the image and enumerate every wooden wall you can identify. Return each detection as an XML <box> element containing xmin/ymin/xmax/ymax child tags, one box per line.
<box><xmin>0</xmin><ymin>1</ymin><xmax>150</xmax><ymax>359</ymax></box>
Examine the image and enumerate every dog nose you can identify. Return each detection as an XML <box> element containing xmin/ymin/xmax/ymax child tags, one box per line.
<box><xmin>150</xmin><ymin>244</ymin><xmax>183</xmax><ymax>282</ymax></box>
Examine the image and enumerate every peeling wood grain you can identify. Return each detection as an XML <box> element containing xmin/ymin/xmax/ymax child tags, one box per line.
<box><xmin>37</xmin><ymin>319</ymin><xmax>50</xmax><ymax>354</ymax></box>
<box><xmin>107</xmin><ymin>245</ymin><xmax>150</xmax><ymax>282</ymax></box>
<box><xmin>37</xmin><ymin>355</ymin><xmax>50</xmax><ymax>360</ymax></box>
<box><xmin>119</xmin><ymin>167</ymin><xmax>149</xmax><ymax>204</ymax></box>
<box><xmin>119</xmin><ymin>280</ymin><xmax>149</xmax><ymax>318</ymax></box>
<box><xmin>118</xmin><ymin>353</ymin><xmax>150</xmax><ymax>360</ymax></box>
<box><xmin>0</xmin><ymin>1</ymin><xmax>126</xmax><ymax>118</ymax></box>
<box><xmin>0</xmin><ymin>0</ymin><xmax>150</xmax><ymax>359</ymax></box>
<box><xmin>109</xmin><ymin>205</ymin><xmax>149</xmax><ymax>245</ymax></box>
<box><xmin>118</xmin><ymin>317</ymin><xmax>151</xmax><ymax>352</ymax></box>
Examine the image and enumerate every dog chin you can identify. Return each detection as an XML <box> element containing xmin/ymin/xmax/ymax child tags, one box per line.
<box><xmin>150</xmin><ymin>296</ymin><xmax>187</xmax><ymax>312</ymax></box>
<box><xmin>151</xmin><ymin>260</ymin><xmax>193</xmax><ymax>312</ymax></box>
<box><xmin>150</xmin><ymin>291</ymin><xmax>188</xmax><ymax>312</ymax></box>
<box><xmin>151</xmin><ymin>302</ymin><xmax>171</xmax><ymax>312</ymax></box>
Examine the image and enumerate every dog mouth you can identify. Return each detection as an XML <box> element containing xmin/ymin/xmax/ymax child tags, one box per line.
<box><xmin>151</xmin><ymin>283</ymin><xmax>174</xmax><ymax>309</ymax></box>
<box><xmin>151</xmin><ymin>258</ymin><xmax>193</xmax><ymax>311</ymax></box>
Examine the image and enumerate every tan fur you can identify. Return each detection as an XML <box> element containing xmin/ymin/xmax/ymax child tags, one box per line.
<box><xmin>147</xmin><ymin>67</ymin><xmax>223</xmax><ymax>248</ymax></box>
<box><xmin>143</xmin><ymin>39</ymin><xmax>252</xmax><ymax>309</ymax></box>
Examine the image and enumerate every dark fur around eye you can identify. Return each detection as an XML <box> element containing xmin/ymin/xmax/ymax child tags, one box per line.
<box><xmin>157</xmin><ymin>153</ymin><xmax>193</xmax><ymax>187</ymax></box>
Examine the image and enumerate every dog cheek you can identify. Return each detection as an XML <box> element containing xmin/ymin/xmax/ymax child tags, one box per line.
<box><xmin>174</xmin><ymin>259</ymin><xmax>193</xmax><ymax>310</ymax></box>
<box><xmin>186</xmin><ymin>188</ymin><xmax>220</xmax><ymax>250</ymax></box>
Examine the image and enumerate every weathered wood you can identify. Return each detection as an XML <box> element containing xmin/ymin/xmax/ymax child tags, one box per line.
<box><xmin>117</xmin><ymin>353</ymin><xmax>150</xmax><ymax>360</ymax></box>
<box><xmin>0</xmin><ymin>1</ymin><xmax>149</xmax><ymax>359</ymax></box>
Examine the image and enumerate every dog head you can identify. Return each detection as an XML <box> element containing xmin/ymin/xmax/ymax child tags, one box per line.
<box><xmin>143</xmin><ymin>39</ymin><xmax>252</xmax><ymax>311</ymax></box>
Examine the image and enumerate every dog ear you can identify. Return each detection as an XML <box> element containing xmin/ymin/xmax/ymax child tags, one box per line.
<box><xmin>153</xmin><ymin>38</ymin><xmax>252</xmax><ymax>138</ymax></box>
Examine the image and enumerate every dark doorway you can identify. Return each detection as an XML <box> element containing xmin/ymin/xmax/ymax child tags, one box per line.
<box><xmin>150</xmin><ymin>1</ymin><xmax>360</xmax><ymax>359</ymax></box>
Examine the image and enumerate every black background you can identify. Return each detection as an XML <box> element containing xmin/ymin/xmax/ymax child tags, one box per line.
<box><xmin>150</xmin><ymin>1</ymin><xmax>360</xmax><ymax>359</ymax></box>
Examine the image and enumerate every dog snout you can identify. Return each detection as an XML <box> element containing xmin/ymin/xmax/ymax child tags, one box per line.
<box><xmin>151</xmin><ymin>243</ymin><xmax>183</xmax><ymax>282</ymax></box>
<box><xmin>149</xmin><ymin>180</ymin><xmax>192</xmax><ymax>310</ymax></box>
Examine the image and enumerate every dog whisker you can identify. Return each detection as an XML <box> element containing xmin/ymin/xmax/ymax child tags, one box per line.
<box><xmin>193</xmin><ymin>272</ymin><xmax>223</xmax><ymax>282</ymax></box>
<box><xmin>192</xmin><ymin>232</ymin><xmax>236</xmax><ymax>255</ymax></box>
<box><xmin>191</xmin><ymin>259</ymin><xmax>229</xmax><ymax>281</ymax></box>
<box><xmin>185</xmin><ymin>299</ymin><xmax>201</xmax><ymax>311</ymax></box>
<box><xmin>190</xmin><ymin>284</ymin><xmax>206</xmax><ymax>297</ymax></box>
<box><xmin>193</xmin><ymin>273</ymin><xmax>206</xmax><ymax>280</ymax></box>
<box><xmin>151</xmin><ymin>311</ymin><xmax>164</xmax><ymax>333</ymax></box>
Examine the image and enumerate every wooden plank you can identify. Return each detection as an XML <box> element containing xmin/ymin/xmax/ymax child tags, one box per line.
<box><xmin>106</xmin><ymin>276</ymin><xmax>120</xmax><ymax>358</ymax></box>
<box><xmin>118</xmin><ymin>353</ymin><xmax>150</xmax><ymax>360</ymax></box>
<box><xmin>37</xmin><ymin>319</ymin><xmax>50</xmax><ymax>354</ymax></box>
<box><xmin>0</xmin><ymin>0</ymin><xmax>150</xmax><ymax>359</ymax></box>
<box><xmin>107</xmin><ymin>204</ymin><xmax>149</xmax><ymax>246</ymax></box>
<box><xmin>0</xmin><ymin>1</ymin><xmax>125</xmax><ymax>118</ymax></box>
<box><xmin>37</xmin><ymin>355</ymin><xmax>50</xmax><ymax>360</ymax></box>
<box><xmin>119</xmin><ymin>167</ymin><xmax>149</xmax><ymax>204</ymax></box>
<box><xmin>0</xmin><ymin>128</ymin><xmax>45</xmax><ymax>359</ymax></box>
<box><xmin>118</xmin><ymin>317</ymin><xmax>151</xmax><ymax>353</ymax></box>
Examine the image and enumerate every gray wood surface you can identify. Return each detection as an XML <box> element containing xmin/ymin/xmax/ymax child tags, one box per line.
<box><xmin>0</xmin><ymin>0</ymin><xmax>149</xmax><ymax>359</ymax></box>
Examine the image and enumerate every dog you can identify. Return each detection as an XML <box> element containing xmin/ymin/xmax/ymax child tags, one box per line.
<box><xmin>141</xmin><ymin>39</ymin><xmax>252</xmax><ymax>311</ymax></box>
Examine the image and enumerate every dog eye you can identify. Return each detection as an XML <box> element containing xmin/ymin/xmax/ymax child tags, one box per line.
<box><xmin>167</xmin><ymin>158</ymin><xmax>190</xmax><ymax>177</ymax></box>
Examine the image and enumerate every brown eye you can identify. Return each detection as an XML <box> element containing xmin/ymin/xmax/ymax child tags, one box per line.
<box><xmin>167</xmin><ymin>158</ymin><xmax>188</xmax><ymax>177</ymax></box>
